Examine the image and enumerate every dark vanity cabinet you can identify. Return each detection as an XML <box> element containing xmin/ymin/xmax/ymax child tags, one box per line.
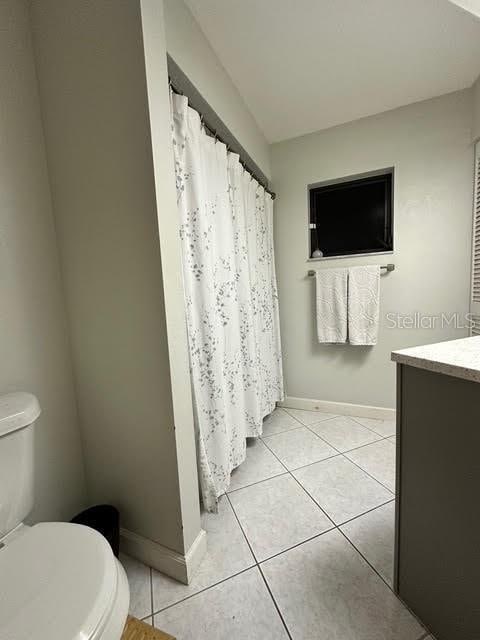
<box><xmin>393</xmin><ymin>339</ymin><xmax>480</xmax><ymax>640</ymax></box>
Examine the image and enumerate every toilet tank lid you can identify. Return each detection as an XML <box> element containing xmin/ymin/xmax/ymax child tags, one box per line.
<box><xmin>0</xmin><ymin>392</ymin><xmax>41</xmax><ymax>436</ymax></box>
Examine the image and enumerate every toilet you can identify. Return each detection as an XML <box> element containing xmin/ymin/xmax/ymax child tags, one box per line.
<box><xmin>0</xmin><ymin>392</ymin><xmax>130</xmax><ymax>639</ymax></box>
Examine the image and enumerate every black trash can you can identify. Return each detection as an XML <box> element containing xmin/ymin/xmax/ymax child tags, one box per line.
<box><xmin>71</xmin><ymin>504</ymin><xmax>120</xmax><ymax>558</ymax></box>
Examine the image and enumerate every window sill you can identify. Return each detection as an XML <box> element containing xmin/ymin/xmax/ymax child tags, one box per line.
<box><xmin>307</xmin><ymin>250</ymin><xmax>394</xmax><ymax>262</ymax></box>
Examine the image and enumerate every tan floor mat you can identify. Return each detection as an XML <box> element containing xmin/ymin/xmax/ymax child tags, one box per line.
<box><xmin>122</xmin><ymin>615</ymin><xmax>175</xmax><ymax>640</ymax></box>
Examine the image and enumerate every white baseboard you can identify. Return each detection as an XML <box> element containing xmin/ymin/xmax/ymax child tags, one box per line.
<box><xmin>184</xmin><ymin>527</ymin><xmax>208</xmax><ymax>582</ymax></box>
<box><xmin>278</xmin><ymin>395</ymin><xmax>395</xmax><ymax>420</ymax></box>
<box><xmin>120</xmin><ymin>527</ymin><xmax>207</xmax><ymax>585</ymax></box>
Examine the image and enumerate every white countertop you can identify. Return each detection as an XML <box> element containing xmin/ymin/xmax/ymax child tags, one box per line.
<box><xmin>391</xmin><ymin>336</ymin><xmax>480</xmax><ymax>384</ymax></box>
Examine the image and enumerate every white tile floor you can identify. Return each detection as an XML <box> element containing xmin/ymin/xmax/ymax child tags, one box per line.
<box><xmin>121</xmin><ymin>408</ymin><xmax>432</xmax><ymax>640</ymax></box>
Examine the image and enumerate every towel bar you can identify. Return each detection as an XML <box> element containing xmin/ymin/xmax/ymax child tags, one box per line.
<box><xmin>307</xmin><ymin>263</ymin><xmax>395</xmax><ymax>277</ymax></box>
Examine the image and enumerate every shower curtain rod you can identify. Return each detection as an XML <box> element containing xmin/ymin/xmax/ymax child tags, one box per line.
<box><xmin>169</xmin><ymin>79</ymin><xmax>276</xmax><ymax>201</ymax></box>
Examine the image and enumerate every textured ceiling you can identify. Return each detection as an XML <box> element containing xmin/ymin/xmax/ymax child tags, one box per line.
<box><xmin>185</xmin><ymin>0</ymin><xmax>480</xmax><ymax>142</ymax></box>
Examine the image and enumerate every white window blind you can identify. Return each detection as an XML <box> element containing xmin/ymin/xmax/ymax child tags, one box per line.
<box><xmin>471</xmin><ymin>141</ymin><xmax>480</xmax><ymax>335</ymax></box>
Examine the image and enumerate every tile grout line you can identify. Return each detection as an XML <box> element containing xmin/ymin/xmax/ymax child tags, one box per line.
<box><xmin>348</xmin><ymin>414</ymin><xmax>395</xmax><ymax>437</ymax></box>
<box><xmin>261</xmin><ymin>421</ymin><xmax>395</xmax><ymax>499</ymax></box>
<box><xmin>230</xmin><ymin>451</ymin><xmax>396</xmax><ymax>561</ymax></box>
<box><xmin>261</xmin><ymin>432</ymin><xmax>396</xmax><ymax>538</ymax></box>
<box><xmin>257</xmin><ymin>564</ymin><xmax>294</xmax><ymax>640</ymax></box>
<box><xmin>230</xmin><ymin>495</ymin><xmax>394</xmax><ymax>568</ymax></box>
<box><xmin>341</xmin><ymin>451</ymin><xmax>395</xmax><ymax>495</ymax></box>
<box><xmin>264</xmin><ymin>419</ymin><xmax>395</xmax><ymax>455</ymax></box>
<box><xmin>225</xmin><ymin>492</ymin><xmax>258</xmax><ymax>563</ymax></box>
<box><xmin>258</xmin><ymin>526</ymin><xmax>336</xmax><ymax>564</ymax></box>
<box><xmin>227</xmin><ymin>450</ymin><xmax>341</xmax><ymax>496</ymax></box>
<box><xmin>232</xmin><ymin>427</ymin><xmax>394</xmax><ymax>497</ymax></box>
<box><xmin>227</xmin><ymin>470</ymin><xmax>289</xmax><ymax>495</ymax></box>
<box><xmin>282</xmin><ymin>405</ymin><xmax>395</xmax><ymax>440</ymax></box>
<box><xmin>282</xmin><ymin>407</ymin><xmax>395</xmax><ymax>440</ymax></box>
<box><xmin>256</xmin><ymin>490</ymin><xmax>395</xmax><ymax>563</ymax></box>
<box><xmin>151</xmin><ymin>565</ymin><xmax>255</xmax><ymax>617</ymax></box>
<box><xmin>336</xmin><ymin>527</ymin><xmax>395</xmax><ymax>592</ymax></box>
<box><xmin>282</xmin><ymin>407</ymin><xmax>340</xmax><ymax>426</ymax></box>
<box><xmin>301</xmin><ymin>423</ymin><xmax>396</xmax><ymax>494</ymax></box>
<box><xmin>226</xmin><ymin>443</ymin><xmax>393</xmax><ymax>497</ymax></box>
<box><xmin>281</xmin><ymin>405</ymin><xmax>396</xmax><ymax>445</ymax></box>
<box><xmin>263</xmin><ymin>424</ymin><xmax>384</xmax><ymax>452</ymax></box>
<box><xmin>261</xmin><ymin>406</ymin><xmax>311</xmax><ymax>437</ymax></box>
<box><xmin>260</xmin><ymin>424</ymin><xmax>305</xmax><ymax>438</ymax></box>
<box><xmin>260</xmin><ymin>434</ymin><xmax>337</xmax><ymax>528</ymax></box>
<box><xmin>225</xmin><ymin>493</ymin><xmax>294</xmax><ymax>640</ymax></box>
<box><xmin>268</xmin><ymin>407</ymin><xmax>344</xmax><ymax>437</ymax></box>
<box><xmin>304</xmin><ymin>421</ymin><xmax>393</xmax><ymax>457</ymax></box>
<box><xmin>337</xmin><ymin>497</ymin><xmax>395</xmax><ymax>528</ymax></box>
<box><xmin>264</xmin><ymin>408</ymin><xmax>396</xmax><ymax>476</ymax></box>
<box><xmin>337</xmin><ymin>528</ymin><xmax>431</xmax><ymax>637</ymax></box>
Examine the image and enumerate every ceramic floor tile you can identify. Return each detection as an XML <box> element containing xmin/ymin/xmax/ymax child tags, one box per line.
<box><xmin>353</xmin><ymin>416</ymin><xmax>397</xmax><ymax>438</ymax></box>
<box><xmin>120</xmin><ymin>553</ymin><xmax>152</xmax><ymax>619</ymax></box>
<box><xmin>262</xmin><ymin>529</ymin><xmax>423</xmax><ymax>640</ymax></box>
<box><xmin>346</xmin><ymin>439</ymin><xmax>396</xmax><ymax>492</ymax></box>
<box><xmin>283</xmin><ymin>407</ymin><xmax>337</xmax><ymax>425</ymax></box>
<box><xmin>340</xmin><ymin>501</ymin><xmax>395</xmax><ymax>585</ymax></box>
<box><xmin>263</xmin><ymin>427</ymin><xmax>337</xmax><ymax>470</ymax></box>
<box><xmin>293</xmin><ymin>456</ymin><xmax>393</xmax><ymax>524</ymax></box>
<box><xmin>152</xmin><ymin>497</ymin><xmax>255</xmax><ymax>612</ymax></box>
<box><xmin>310</xmin><ymin>415</ymin><xmax>381</xmax><ymax>453</ymax></box>
<box><xmin>261</xmin><ymin>408</ymin><xmax>300</xmax><ymax>436</ymax></box>
<box><xmin>154</xmin><ymin>567</ymin><xmax>288</xmax><ymax>640</ymax></box>
<box><xmin>228</xmin><ymin>438</ymin><xmax>286</xmax><ymax>491</ymax></box>
<box><xmin>229</xmin><ymin>474</ymin><xmax>333</xmax><ymax>561</ymax></box>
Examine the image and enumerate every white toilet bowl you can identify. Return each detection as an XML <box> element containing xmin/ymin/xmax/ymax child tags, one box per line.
<box><xmin>0</xmin><ymin>522</ymin><xmax>130</xmax><ymax>640</ymax></box>
<box><xmin>0</xmin><ymin>392</ymin><xmax>130</xmax><ymax>639</ymax></box>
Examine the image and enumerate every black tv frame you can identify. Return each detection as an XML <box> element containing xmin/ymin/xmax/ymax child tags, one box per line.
<box><xmin>308</xmin><ymin>167</ymin><xmax>394</xmax><ymax>260</ymax></box>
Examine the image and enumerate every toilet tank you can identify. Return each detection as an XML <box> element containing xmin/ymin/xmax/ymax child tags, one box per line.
<box><xmin>0</xmin><ymin>393</ymin><xmax>41</xmax><ymax>538</ymax></box>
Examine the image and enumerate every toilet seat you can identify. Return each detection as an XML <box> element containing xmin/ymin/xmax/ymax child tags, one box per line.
<box><xmin>0</xmin><ymin>521</ymin><xmax>120</xmax><ymax>640</ymax></box>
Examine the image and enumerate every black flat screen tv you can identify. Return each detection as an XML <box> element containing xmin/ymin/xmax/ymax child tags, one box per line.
<box><xmin>309</xmin><ymin>169</ymin><xmax>393</xmax><ymax>258</ymax></box>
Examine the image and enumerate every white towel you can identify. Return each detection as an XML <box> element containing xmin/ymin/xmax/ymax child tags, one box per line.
<box><xmin>315</xmin><ymin>268</ymin><xmax>348</xmax><ymax>343</ymax></box>
<box><xmin>348</xmin><ymin>265</ymin><xmax>380</xmax><ymax>345</ymax></box>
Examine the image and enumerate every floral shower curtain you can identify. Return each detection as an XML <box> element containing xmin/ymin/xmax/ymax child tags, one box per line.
<box><xmin>171</xmin><ymin>93</ymin><xmax>284</xmax><ymax>511</ymax></box>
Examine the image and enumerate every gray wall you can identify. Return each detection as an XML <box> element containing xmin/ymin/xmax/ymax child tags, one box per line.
<box><xmin>473</xmin><ymin>75</ymin><xmax>480</xmax><ymax>142</ymax></box>
<box><xmin>271</xmin><ymin>90</ymin><xmax>473</xmax><ymax>409</ymax></box>
<box><xmin>163</xmin><ymin>0</ymin><xmax>271</xmax><ymax>179</ymax></box>
<box><xmin>30</xmin><ymin>0</ymin><xmax>201</xmax><ymax>555</ymax></box>
<box><xmin>0</xmin><ymin>0</ymin><xmax>87</xmax><ymax>522</ymax></box>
